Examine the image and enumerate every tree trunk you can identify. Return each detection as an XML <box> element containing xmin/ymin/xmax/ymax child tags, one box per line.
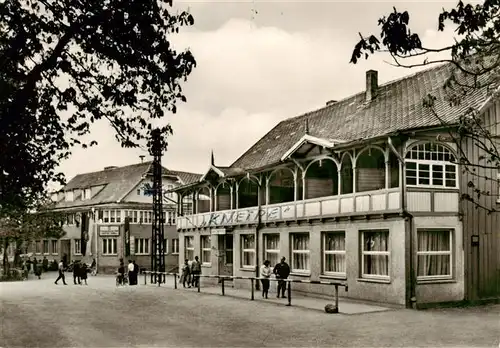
<box><xmin>2</xmin><ymin>238</ymin><xmax>10</xmax><ymax>274</ymax></box>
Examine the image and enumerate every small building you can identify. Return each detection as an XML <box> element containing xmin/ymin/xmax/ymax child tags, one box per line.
<box><xmin>33</xmin><ymin>161</ymin><xmax>200</xmax><ymax>273</ymax></box>
<box><xmin>173</xmin><ymin>65</ymin><xmax>500</xmax><ymax>308</ymax></box>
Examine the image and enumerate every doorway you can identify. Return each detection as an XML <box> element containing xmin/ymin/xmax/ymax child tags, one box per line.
<box><xmin>218</xmin><ymin>234</ymin><xmax>233</xmax><ymax>277</ymax></box>
<box><xmin>60</xmin><ymin>239</ymin><xmax>71</xmax><ymax>266</ymax></box>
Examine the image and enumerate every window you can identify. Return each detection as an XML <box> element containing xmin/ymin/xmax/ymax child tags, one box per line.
<box><xmin>102</xmin><ymin>238</ymin><xmax>117</xmax><ymax>255</ymax></box>
<box><xmin>74</xmin><ymin>239</ymin><xmax>81</xmax><ymax>255</ymax></box>
<box><xmin>264</xmin><ymin>234</ymin><xmax>280</xmax><ymax>267</ymax></box>
<box><xmin>51</xmin><ymin>240</ymin><xmax>58</xmax><ymax>255</ymax></box>
<box><xmin>137</xmin><ymin>189</ymin><xmax>141</xmax><ymax>195</ymax></box>
<box><xmin>103</xmin><ymin>210</ymin><xmax>109</xmax><ymax>223</ymax></box>
<box><xmin>65</xmin><ymin>191</ymin><xmax>74</xmax><ymax>202</ymax></box>
<box><xmin>172</xmin><ymin>239</ymin><xmax>179</xmax><ymax>254</ymax></box>
<box><xmin>35</xmin><ymin>240</ymin><xmax>41</xmax><ymax>254</ymax></box>
<box><xmin>135</xmin><ymin>238</ymin><xmax>150</xmax><ymax>255</ymax></box>
<box><xmin>132</xmin><ymin>211</ymin><xmax>138</xmax><ymax>223</ymax></box>
<box><xmin>184</xmin><ymin>236</ymin><xmax>194</xmax><ymax>260</ymax></box>
<box><xmin>83</xmin><ymin>188</ymin><xmax>91</xmax><ymax>200</ymax></box>
<box><xmin>139</xmin><ymin>211</ymin><xmax>144</xmax><ymax>223</ymax></box>
<box><xmin>405</xmin><ymin>142</ymin><xmax>458</xmax><ymax>188</ymax></box>
<box><xmin>201</xmin><ymin>236</ymin><xmax>211</xmax><ymax>264</ymax></box>
<box><xmin>241</xmin><ymin>234</ymin><xmax>256</xmax><ymax>268</ymax></box>
<box><xmin>323</xmin><ymin>232</ymin><xmax>346</xmax><ymax>276</ymax></box>
<box><xmin>67</xmin><ymin>214</ymin><xmax>75</xmax><ymax>225</ymax></box>
<box><xmin>163</xmin><ymin>238</ymin><xmax>168</xmax><ymax>254</ymax></box>
<box><xmin>291</xmin><ymin>233</ymin><xmax>310</xmax><ymax>272</ymax></box>
<box><xmin>43</xmin><ymin>240</ymin><xmax>49</xmax><ymax>254</ymax></box>
<box><xmin>116</xmin><ymin>210</ymin><xmax>122</xmax><ymax>223</ymax></box>
<box><xmin>110</xmin><ymin>210</ymin><xmax>116</xmax><ymax>223</ymax></box>
<box><xmin>147</xmin><ymin>211</ymin><xmax>152</xmax><ymax>224</ymax></box>
<box><xmin>361</xmin><ymin>230</ymin><xmax>390</xmax><ymax>279</ymax></box>
<box><xmin>417</xmin><ymin>230</ymin><xmax>452</xmax><ymax>280</ymax></box>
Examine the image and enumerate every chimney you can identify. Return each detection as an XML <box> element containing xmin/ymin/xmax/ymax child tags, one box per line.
<box><xmin>366</xmin><ymin>70</ymin><xmax>378</xmax><ymax>102</ymax></box>
<box><xmin>326</xmin><ymin>100</ymin><xmax>337</xmax><ymax>106</ymax></box>
<box><xmin>104</xmin><ymin>166</ymin><xmax>118</xmax><ymax>171</ymax></box>
<box><xmin>139</xmin><ymin>155</ymin><xmax>145</xmax><ymax>163</ymax></box>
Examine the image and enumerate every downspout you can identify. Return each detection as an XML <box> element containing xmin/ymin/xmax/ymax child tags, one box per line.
<box><xmin>388</xmin><ymin>137</ymin><xmax>416</xmax><ymax>309</ymax></box>
<box><xmin>255</xmin><ymin>175</ymin><xmax>262</xmax><ymax>291</ymax></box>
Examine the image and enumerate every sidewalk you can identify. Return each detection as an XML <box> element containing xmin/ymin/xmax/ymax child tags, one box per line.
<box><xmin>141</xmin><ymin>274</ymin><xmax>395</xmax><ymax>315</ymax></box>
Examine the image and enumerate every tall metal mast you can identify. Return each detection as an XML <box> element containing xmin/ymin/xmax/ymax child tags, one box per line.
<box><xmin>150</xmin><ymin>128</ymin><xmax>165</xmax><ymax>285</ymax></box>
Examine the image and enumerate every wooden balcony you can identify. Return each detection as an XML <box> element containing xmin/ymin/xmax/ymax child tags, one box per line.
<box><xmin>177</xmin><ymin>188</ymin><xmax>401</xmax><ymax>230</ymax></box>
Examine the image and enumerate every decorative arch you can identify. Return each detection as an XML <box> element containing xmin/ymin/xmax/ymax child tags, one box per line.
<box><xmin>339</xmin><ymin>152</ymin><xmax>354</xmax><ymax>170</ymax></box>
<box><xmin>237</xmin><ymin>177</ymin><xmax>260</xmax><ymax>209</ymax></box>
<box><xmin>404</xmin><ymin>141</ymin><xmax>458</xmax><ymax>188</ymax></box>
<box><xmin>196</xmin><ymin>186</ymin><xmax>212</xmax><ymax>213</ymax></box>
<box><xmin>303</xmin><ymin>156</ymin><xmax>339</xmax><ymax>199</ymax></box>
<box><xmin>355</xmin><ymin>146</ymin><xmax>386</xmax><ymax>192</ymax></box>
<box><xmin>214</xmin><ymin>181</ymin><xmax>232</xmax><ymax>211</ymax></box>
<box><xmin>267</xmin><ymin>167</ymin><xmax>296</xmax><ymax>204</ymax></box>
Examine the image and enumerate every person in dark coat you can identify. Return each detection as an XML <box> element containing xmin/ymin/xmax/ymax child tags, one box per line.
<box><xmin>42</xmin><ymin>256</ymin><xmax>48</xmax><ymax>272</ymax></box>
<box><xmin>117</xmin><ymin>261</ymin><xmax>125</xmax><ymax>285</ymax></box>
<box><xmin>73</xmin><ymin>261</ymin><xmax>81</xmax><ymax>285</ymax></box>
<box><xmin>127</xmin><ymin>260</ymin><xmax>135</xmax><ymax>285</ymax></box>
<box><xmin>80</xmin><ymin>263</ymin><xmax>88</xmax><ymax>285</ymax></box>
<box><xmin>132</xmin><ymin>260</ymin><xmax>139</xmax><ymax>285</ymax></box>
<box><xmin>273</xmin><ymin>257</ymin><xmax>290</xmax><ymax>299</ymax></box>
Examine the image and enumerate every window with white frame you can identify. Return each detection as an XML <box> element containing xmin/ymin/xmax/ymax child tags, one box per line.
<box><xmin>35</xmin><ymin>240</ymin><xmax>41</xmax><ymax>254</ymax></box>
<box><xmin>264</xmin><ymin>234</ymin><xmax>280</xmax><ymax>267</ymax></box>
<box><xmin>102</xmin><ymin>238</ymin><xmax>117</xmax><ymax>255</ymax></box>
<box><xmin>201</xmin><ymin>235</ymin><xmax>211</xmax><ymax>264</ymax></box>
<box><xmin>405</xmin><ymin>142</ymin><xmax>458</xmax><ymax>188</ymax></box>
<box><xmin>43</xmin><ymin>240</ymin><xmax>49</xmax><ymax>254</ymax></box>
<box><xmin>172</xmin><ymin>239</ymin><xmax>179</xmax><ymax>254</ymax></box>
<box><xmin>417</xmin><ymin>229</ymin><xmax>452</xmax><ymax>280</ymax></box>
<box><xmin>135</xmin><ymin>238</ymin><xmax>150</xmax><ymax>255</ymax></box>
<box><xmin>323</xmin><ymin>232</ymin><xmax>346</xmax><ymax>276</ymax></box>
<box><xmin>51</xmin><ymin>240</ymin><xmax>58</xmax><ymax>255</ymax></box>
<box><xmin>291</xmin><ymin>233</ymin><xmax>310</xmax><ymax>272</ymax></box>
<box><xmin>66</xmin><ymin>214</ymin><xmax>75</xmax><ymax>225</ymax></box>
<box><xmin>361</xmin><ymin>230</ymin><xmax>390</xmax><ymax>279</ymax></box>
<box><xmin>241</xmin><ymin>234</ymin><xmax>255</xmax><ymax>268</ymax></box>
<box><xmin>103</xmin><ymin>210</ymin><xmax>109</xmax><ymax>223</ymax></box>
<box><xmin>110</xmin><ymin>210</ymin><xmax>116</xmax><ymax>223</ymax></box>
<box><xmin>184</xmin><ymin>236</ymin><xmax>194</xmax><ymax>260</ymax></box>
<box><xmin>65</xmin><ymin>191</ymin><xmax>74</xmax><ymax>202</ymax></box>
<box><xmin>83</xmin><ymin>188</ymin><xmax>91</xmax><ymax>200</ymax></box>
<box><xmin>74</xmin><ymin>239</ymin><xmax>81</xmax><ymax>255</ymax></box>
<box><xmin>163</xmin><ymin>238</ymin><xmax>168</xmax><ymax>254</ymax></box>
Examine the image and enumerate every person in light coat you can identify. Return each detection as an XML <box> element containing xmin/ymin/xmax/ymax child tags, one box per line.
<box><xmin>260</xmin><ymin>260</ymin><xmax>272</xmax><ymax>299</ymax></box>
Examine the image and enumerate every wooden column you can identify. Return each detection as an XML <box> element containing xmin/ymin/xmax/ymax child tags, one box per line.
<box><xmin>230</xmin><ymin>184</ymin><xmax>234</xmax><ymax>210</ymax></box>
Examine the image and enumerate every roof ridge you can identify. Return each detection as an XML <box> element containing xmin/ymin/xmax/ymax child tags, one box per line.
<box><xmin>70</xmin><ymin>161</ymin><xmax>153</xmax><ymax>178</ymax></box>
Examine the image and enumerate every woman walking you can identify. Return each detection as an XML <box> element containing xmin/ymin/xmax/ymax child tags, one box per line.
<box><xmin>260</xmin><ymin>260</ymin><xmax>271</xmax><ymax>299</ymax></box>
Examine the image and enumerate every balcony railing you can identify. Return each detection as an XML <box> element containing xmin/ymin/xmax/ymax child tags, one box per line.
<box><xmin>177</xmin><ymin>188</ymin><xmax>401</xmax><ymax>230</ymax></box>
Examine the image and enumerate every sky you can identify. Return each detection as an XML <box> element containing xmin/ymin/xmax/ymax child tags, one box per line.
<box><xmin>55</xmin><ymin>0</ymin><xmax>464</xmax><ymax>187</ymax></box>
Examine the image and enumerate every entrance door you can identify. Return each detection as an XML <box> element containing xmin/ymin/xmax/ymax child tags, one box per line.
<box><xmin>218</xmin><ymin>234</ymin><xmax>233</xmax><ymax>276</ymax></box>
<box><xmin>60</xmin><ymin>239</ymin><xmax>71</xmax><ymax>266</ymax></box>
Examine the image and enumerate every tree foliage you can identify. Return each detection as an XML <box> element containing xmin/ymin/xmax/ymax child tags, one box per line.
<box><xmin>351</xmin><ymin>0</ymin><xmax>500</xmax><ymax>213</ymax></box>
<box><xmin>0</xmin><ymin>0</ymin><xmax>196</xmax><ymax>214</ymax></box>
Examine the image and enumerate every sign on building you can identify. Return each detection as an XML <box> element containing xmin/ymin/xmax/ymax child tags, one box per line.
<box><xmin>99</xmin><ymin>226</ymin><xmax>120</xmax><ymax>237</ymax></box>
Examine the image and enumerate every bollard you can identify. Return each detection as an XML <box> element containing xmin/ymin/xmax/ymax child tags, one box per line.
<box><xmin>174</xmin><ymin>273</ymin><xmax>177</xmax><ymax>289</ymax></box>
<box><xmin>334</xmin><ymin>285</ymin><xmax>339</xmax><ymax>313</ymax></box>
<box><xmin>286</xmin><ymin>281</ymin><xmax>292</xmax><ymax>306</ymax></box>
<box><xmin>143</xmin><ymin>272</ymin><xmax>147</xmax><ymax>285</ymax></box>
<box><xmin>251</xmin><ymin>278</ymin><xmax>255</xmax><ymax>300</ymax></box>
<box><xmin>221</xmin><ymin>277</ymin><xmax>225</xmax><ymax>296</ymax></box>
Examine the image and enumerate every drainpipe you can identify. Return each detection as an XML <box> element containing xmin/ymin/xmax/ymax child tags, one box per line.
<box><xmin>387</xmin><ymin>137</ymin><xmax>416</xmax><ymax>309</ymax></box>
<box><xmin>255</xmin><ymin>177</ymin><xmax>262</xmax><ymax>291</ymax></box>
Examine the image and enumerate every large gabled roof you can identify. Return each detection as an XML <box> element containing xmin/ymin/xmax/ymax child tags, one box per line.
<box><xmin>53</xmin><ymin>161</ymin><xmax>201</xmax><ymax>209</ymax></box>
<box><xmin>229</xmin><ymin>62</ymin><xmax>493</xmax><ymax>171</ymax></box>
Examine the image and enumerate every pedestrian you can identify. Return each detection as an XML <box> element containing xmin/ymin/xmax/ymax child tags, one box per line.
<box><xmin>73</xmin><ymin>261</ymin><xmax>81</xmax><ymax>285</ymax></box>
<box><xmin>26</xmin><ymin>257</ymin><xmax>32</xmax><ymax>274</ymax></box>
<box><xmin>273</xmin><ymin>257</ymin><xmax>290</xmax><ymax>299</ymax></box>
<box><xmin>42</xmin><ymin>256</ymin><xmax>48</xmax><ymax>272</ymax></box>
<box><xmin>80</xmin><ymin>263</ymin><xmax>88</xmax><ymax>285</ymax></box>
<box><xmin>117</xmin><ymin>261</ymin><xmax>125</xmax><ymax>285</ymax></box>
<box><xmin>127</xmin><ymin>260</ymin><xmax>134</xmax><ymax>285</ymax></box>
<box><xmin>132</xmin><ymin>260</ymin><xmax>139</xmax><ymax>286</ymax></box>
<box><xmin>180</xmin><ymin>259</ymin><xmax>191</xmax><ymax>288</ymax></box>
<box><xmin>90</xmin><ymin>258</ymin><xmax>97</xmax><ymax>276</ymax></box>
<box><xmin>54</xmin><ymin>260</ymin><xmax>67</xmax><ymax>285</ymax></box>
<box><xmin>32</xmin><ymin>257</ymin><xmax>38</xmax><ymax>274</ymax></box>
<box><xmin>260</xmin><ymin>260</ymin><xmax>271</xmax><ymax>299</ymax></box>
<box><xmin>191</xmin><ymin>256</ymin><xmax>201</xmax><ymax>288</ymax></box>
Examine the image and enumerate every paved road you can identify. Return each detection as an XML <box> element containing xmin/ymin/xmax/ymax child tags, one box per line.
<box><xmin>1</xmin><ymin>273</ymin><xmax>499</xmax><ymax>347</ymax></box>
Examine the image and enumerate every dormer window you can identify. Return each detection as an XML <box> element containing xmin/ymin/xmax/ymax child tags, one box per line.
<box><xmin>65</xmin><ymin>191</ymin><xmax>74</xmax><ymax>202</ymax></box>
<box><xmin>83</xmin><ymin>188</ymin><xmax>92</xmax><ymax>200</ymax></box>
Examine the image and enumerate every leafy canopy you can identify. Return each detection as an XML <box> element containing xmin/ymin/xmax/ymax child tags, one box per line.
<box><xmin>0</xmin><ymin>0</ymin><xmax>196</xmax><ymax>214</ymax></box>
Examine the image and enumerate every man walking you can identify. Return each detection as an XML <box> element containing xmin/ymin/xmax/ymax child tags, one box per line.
<box><xmin>54</xmin><ymin>260</ymin><xmax>67</xmax><ymax>285</ymax></box>
<box><xmin>73</xmin><ymin>261</ymin><xmax>81</xmax><ymax>285</ymax></box>
<box><xmin>132</xmin><ymin>260</ymin><xmax>139</xmax><ymax>286</ymax></box>
<box><xmin>273</xmin><ymin>257</ymin><xmax>290</xmax><ymax>298</ymax></box>
<box><xmin>191</xmin><ymin>256</ymin><xmax>201</xmax><ymax>288</ymax></box>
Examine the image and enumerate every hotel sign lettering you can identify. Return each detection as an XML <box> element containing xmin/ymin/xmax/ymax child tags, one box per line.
<box><xmin>199</xmin><ymin>205</ymin><xmax>292</xmax><ymax>227</ymax></box>
<box><xmin>99</xmin><ymin>226</ymin><xmax>120</xmax><ymax>237</ymax></box>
